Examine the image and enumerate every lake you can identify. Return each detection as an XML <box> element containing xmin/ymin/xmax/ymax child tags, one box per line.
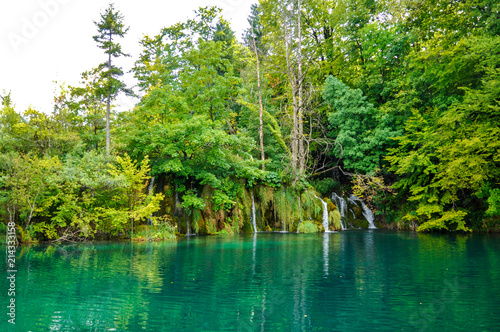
<box><xmin>2</xmin><ymin>230</ymin><xmax>500</xmax><ymax>331</ymax></box>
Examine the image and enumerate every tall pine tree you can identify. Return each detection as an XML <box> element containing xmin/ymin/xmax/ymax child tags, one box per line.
<box><xmin>93</xmin><ymin>3</ymin><xmax>132</xmax><ymax>156</ymax></box>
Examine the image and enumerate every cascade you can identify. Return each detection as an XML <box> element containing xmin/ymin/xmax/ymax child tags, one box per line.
<box><xmin>314</xmin><ymin>195</ymin><xmax>330</xmax><ymax>232</ymax></box>
<box><xmin>251</xmin><ymin>192</ymin><xmax>257</xmax><ymax>233</ymax></box>
<box><xmin>331</xmin><ymin>193</ymin><xmax>347</xmax><ymax>230</ymax></box>
<box><xmin>361</xmin><ymin>202</ymin><xmax>376</xmax><ymax>229</ymax></box>
<box><xmin>348</xmin><ymin>195</ymin><xmax>377</xmax><ymax>229</ymax></box>
<box><xmin>321</xmin><ymin>199</ymin><xmax>329</xmax><ymax>232</ymax></box>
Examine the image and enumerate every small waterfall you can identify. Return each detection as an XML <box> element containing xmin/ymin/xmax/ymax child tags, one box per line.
<box><xmin>331</xmin><ymin>193</ymin><xmax>347</xmax><ymax>230</ymax></box>
<box><xmin>362</xmin><ymin>202</ymin><xmax>376</xmax><ymax>229</ymax></box>
<box><xmin>348</xmin><ymin>194</ymin><xmax>377</xmax><ymax>229</ymax></box>
<box><xmin>147</xmin><ymin>177</ymin><xmax>155</xmax><ymax>225</ymax></box>
<box><xmin>321</xmin><ymin>199</ymin><xmax>329</xmax><ymax>232</ymax></box>
<box><xmin>251</xmin><ymin>192</ymin><xmax>257</xmax><ymax>233</ymax></box>
<box><xmin>314</xmin><ymin>195</ymin><xmax>330</xmax><ymax>232</ymax></box>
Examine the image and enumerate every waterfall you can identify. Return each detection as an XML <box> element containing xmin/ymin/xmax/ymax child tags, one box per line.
<box><xmin>362</xmin><ymin>202</ymin><xmax>376</xmax><ymax>229</ymax></box>
<box><xmin>251</xmin><ymin>192</ymin><xmax>257</xmax><ymax>233</ymax></box>
<box><xmin>348</xmin><ymin>195</ymin><xmax>377</xmax><ymax>229</ymax></box>
<box><xmin>331</xmin><ymin>193</ymin><xmax>347</xmax><ymax>230</ymax></box>
<box><xmin>314</xmin><ymin>195</ymin><xmax>330</xmax><ymax>232</ymax></box>
<box><xmin>147</xmin><ymin>177</ymin><xmax>155</xmax><ymax>225</ymax></box>
<box><xmin>321</xmin><ymin>199</ymin><xmax>329</xmax><ymax>232</ymax></box>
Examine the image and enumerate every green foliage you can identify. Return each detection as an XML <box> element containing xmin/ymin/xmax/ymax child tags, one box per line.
<box><xmin>0</xmin><ymin>149</ymin><xmax>163</xmax><ymax>241</ymax></box>
<box><xmin>323</xmin><ymin>76</ymin><xmax>401</xmax><ymax>174</ymax></box>
<box><xmin>121</xmin><ymin>8</ymin><xmax>272</xmax><ymax>219</ymax></box>
<box><xmin>181</xmin><ymin>190</ymin><xmax>206</xmax><ymax>213</ymax></box>
<box><xmin>263</xmin><ymin>171</ymin><xmax>282</xmax><ymax>188</ymax></box>
<box><xmin>416</xmin><ymin>210</ymin><xmax>469</xmax><ymax>233</ymax></box>
<box><xmin>272</xmin><ymin>186</ymin><xmax>300</xmax><ymax>230</ymax></box>
<box><xmin>0</xmin><ymin>153</ymin><xmax>62</xmax><ymax>230</ymax></box>
<box><xmin>387</xmin><ymin>45</ymin><xmax>500</xmax><ymax>231</ymax></box>
<box><xmin>329</xmin><ymin>209</ymin><xmax>342</xmax><ymax>231</ymax></box>
<box><xmin>100</xmin><ymin>154</ymin><xmax>164</xmax><ymax>235</ymax></box>
<box><xmin>297</xmin><ymin>220</ymin><xmax>320</xmax><ymax>233</ymax></box>
<box><xmin>3</xmin><ymin>1</ymin><xmax>500</xmax><ymax>236</ymax></box>
<box><xmin>311</xmin><ymin>178</ymin><xmax>339</xmax><ymax>197</ymax></box>
<box><xmin>485</xmin><ymin>189</ymin><xmax>500</xmax><ymax>218</ymax></box>
<box><xmin>300</xmin><ymin>190</ymin><xmax>322</xmax><ymax>221</ymax></box>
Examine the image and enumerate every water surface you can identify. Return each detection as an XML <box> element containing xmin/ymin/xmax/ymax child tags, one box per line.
<box><xmin>2</xmin><ymin>230</ymin><xmax>500</xmax><ymax>331</ymax></box>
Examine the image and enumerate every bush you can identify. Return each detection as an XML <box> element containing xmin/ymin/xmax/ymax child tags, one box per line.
<box><xmin>297</xmin><ymin>220</ymin><xmax>320</xmax><ymax>233</ymax></box>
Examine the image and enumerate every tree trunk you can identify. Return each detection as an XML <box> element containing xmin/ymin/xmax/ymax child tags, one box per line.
<box><xmin>251</xmin><ymin>22</ymin><xmax>266</xmax><ymax>170</ymax></box>
<box><xmin>297</xmin><ymin>0</ymin><xmax>305</xmax><ymax>178</ymax></box>
<box><xmin>106</xmin><ymin>30</ymin><xmax>112</xmax><ymax>157</ymax></box>
<box><xmin>284</xmin><ymin>8</ymin><xmax>299</xmax><ymax>176</ymax></box>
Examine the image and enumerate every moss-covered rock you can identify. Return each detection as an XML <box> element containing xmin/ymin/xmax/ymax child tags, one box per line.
<box><xmin>359</xmin><ymin>220</ymin><xmax>369</xmax><ymax>229</ymax></box>
<box><xmin>352</xmin><ymin>206</ymin><xmax>363</xmax><ymax>219</ymax></box>
<box><xmin>241</xmin><ymin>218</ymin><xmax>253</xmax><ymax>233</ymax></box>
<box><xmin>329</xmin><ymin>209</ymin><xmax>342</xmax><ymax>231</ymax></box>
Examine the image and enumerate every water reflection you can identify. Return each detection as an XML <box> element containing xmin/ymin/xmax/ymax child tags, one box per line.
<box><xmin>323</xmin><ymin>232</ymin><xmax>329</xmax><ymax>276</ymax></box>
<box><xmin>2</xmin><ymin>232</ymin><xmax>500</xmax><ymax>331</ymax></box>
<box><xmin>252</xmin><ymin>232</ymin><xmax>257</xmax><ymax>277</ymax></box>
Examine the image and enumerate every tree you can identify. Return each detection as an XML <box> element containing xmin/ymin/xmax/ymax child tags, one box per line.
<box><xmin>259</xmin><ymin>0</ymin><xmax>341</xmax><ymax>180</ymax></box>
<box><xmin>92</xmin><ymin>3</ymin><xmax>132</xmax><ymax>156</ymax></box>
<box><xmin>104</xmin><ymin>154</ymin><xmax>164</xmax><ymax>237</ymax></box>
<box><xmin>323</xmin><ymin>76</ymin><xmax>400</xmax><ymax>174</ymax></box>
<box><xmin>244</xmin><ymin>4</ymin><xmax>266</xmax><ymax>168</ymax></box>
<box><xmin>260</xmin><ymin>0</ymin><xmax>308</xmax><ymax>180</ymax></box>
<box><xmin>125</xmin><ymin>7</ymin><xmax>266</xmax><ymax>228</ymax></box>
<box><xmin>0</xmin><ymin>153</ymin><xmax>61</xmax><ymax>240</ymax></box>
<box><xmin>54</xmin><ymin>73</ymin><xmax>107</xmax><ymax>151</ymax></box>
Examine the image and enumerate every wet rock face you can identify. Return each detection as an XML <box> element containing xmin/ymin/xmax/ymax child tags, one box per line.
<box><xmin>352</xmin><ymin>206</ymin><xmax>363</xmax><ymax>219</ymax></box>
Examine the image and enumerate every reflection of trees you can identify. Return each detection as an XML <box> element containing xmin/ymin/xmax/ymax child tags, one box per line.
<box><xmin>6</xmin><ymin>232</ymin><xmax>499</xmax><ymax>331</ymax></box>
<box><xmin>12</xmin><ymin>242</ymin><xmax>177</xmax><ymax>330</ymax></box>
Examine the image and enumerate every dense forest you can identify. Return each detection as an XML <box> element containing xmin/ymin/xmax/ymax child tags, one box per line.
<box><xmin>1</xmin><ymin>0</ymin><xmax>499</xmax><ymax>242</ymax></box>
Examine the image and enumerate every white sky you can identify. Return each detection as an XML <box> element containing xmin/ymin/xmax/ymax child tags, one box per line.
<box><xmin>0</xmin><ymin>0</ymin><xmax>255</xmax><ymax>113</ymax></box>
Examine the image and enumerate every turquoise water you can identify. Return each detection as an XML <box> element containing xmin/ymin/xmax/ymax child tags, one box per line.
<box><xmin>2</xmin><ymin>230</ymin><xmax>500</xmax><ymax>331</ymax></box>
